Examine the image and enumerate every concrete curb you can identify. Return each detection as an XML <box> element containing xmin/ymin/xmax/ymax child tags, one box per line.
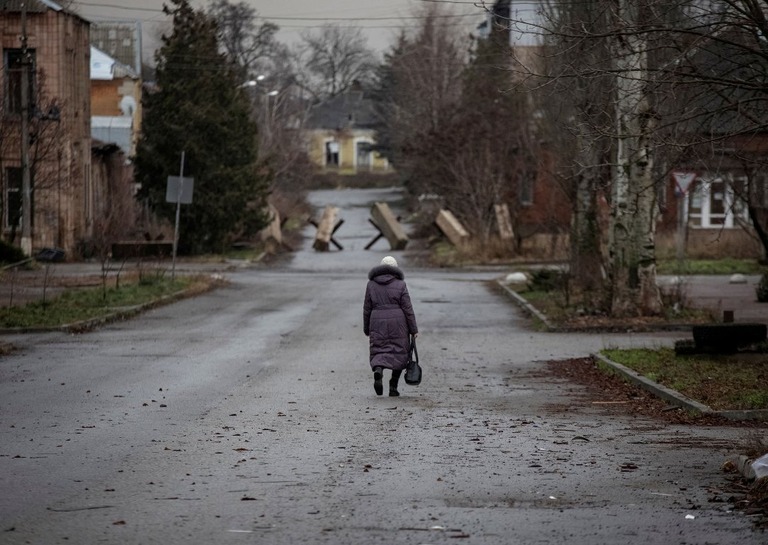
<box><xmin>592</xmin><ymin>353</ymin><xmax>712</xmax><ymax>413</ymax></box>
<box><xmin>593</xmin><ymin>353</ymin><xmax>768</xmax><ymax>422</ymax></box>
<box><xmin>495</xmin><ymin>280</ymin><xmax>768</xmax><ymax>421</ymax></box>
<box><xmin>496</xmin><ymin>280</ymin><xmax>696</xmax><ymax>333</ymax></box>
<box><xmin>496</xmin><ymin>281</ymin><xmax>555</xmax><ymax>330</ymax></box>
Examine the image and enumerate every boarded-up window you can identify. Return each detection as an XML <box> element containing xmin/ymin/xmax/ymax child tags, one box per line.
<box><xmin>519</xmin><ymin>172</ymin><xmax>534</xmax><ymax>206</ymax></box>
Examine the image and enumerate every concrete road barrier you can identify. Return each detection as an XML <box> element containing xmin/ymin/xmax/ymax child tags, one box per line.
<box><xmin>494</xmin><ymin>203</ymin><xmax>514</xmax><ymax>241</ymax></box>
<box><xmin>260</xmin><ymin>204</ymin><xmax>283</xmax><ymax>254</ymax></box>
<box><xmin>435</xmin><ymin>209</ymin><xmax>470</xmax><ymax>248</ymax></box>
<box><xmin>312</xmin><ymin>206</ymin><xmax>339</xmax><ymax>252</ymax></box>
<box><xmin>370</xmin><ymin>202</ymin><xmax>408</xmax><ymax>251</ymax></box>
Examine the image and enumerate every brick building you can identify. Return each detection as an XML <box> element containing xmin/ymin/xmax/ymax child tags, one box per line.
<box><xmin>1</xmin><ymin>0</ymin><xmax>92</xmax><ymax>256</ymax></box>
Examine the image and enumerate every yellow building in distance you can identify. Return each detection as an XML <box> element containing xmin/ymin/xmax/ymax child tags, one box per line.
<box><xmin>304</xmin><ymin>90</ymin><xmax>390</xmax><ymax>174</ymax></box>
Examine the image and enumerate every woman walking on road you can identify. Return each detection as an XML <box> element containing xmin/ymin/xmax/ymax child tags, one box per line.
<box><xmin>363</xmin><ymin>256</ymin><xmax>419</xmax><ymax>397</ymax></box>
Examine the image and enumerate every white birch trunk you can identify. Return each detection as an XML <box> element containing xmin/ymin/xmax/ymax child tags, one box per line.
<box><xmin>609</xmin><ymin>0</ymin><xmax>662</xmax><ymax>316</ymax></box>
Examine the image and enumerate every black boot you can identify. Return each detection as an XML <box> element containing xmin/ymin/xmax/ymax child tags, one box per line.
<box><xmin>389</xmin><ymin>370</ymin><xmax>402</xmax><ymax>397</ymax></box>
<box><xmin>373</xmin><ymin>367</ymin><xmax>383</xmax><ymax>396</ymax></box>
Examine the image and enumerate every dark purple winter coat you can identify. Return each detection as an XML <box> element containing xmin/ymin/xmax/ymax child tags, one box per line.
<box><xmin>363</xmin><ymin>264</ymin><xmax>418</xmax><ymax>371</ymax></box>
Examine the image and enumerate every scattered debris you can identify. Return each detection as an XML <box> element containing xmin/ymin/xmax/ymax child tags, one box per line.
<box><xmin>753</xmin><ymin>454</ymin><xmax>768</xmax><ymax>479</ymax></box>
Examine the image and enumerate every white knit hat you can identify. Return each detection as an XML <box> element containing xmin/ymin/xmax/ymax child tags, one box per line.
<box><xmin>381</xmin><ymin>256</ymin><xmax>398</xmax><ymax>267</ymax></box>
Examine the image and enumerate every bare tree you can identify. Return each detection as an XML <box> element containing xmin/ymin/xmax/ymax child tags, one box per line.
<box><xmin>537</xmin><ymin>0</ymin><xmax>614</xmax><ymax>308</ymax></box>
<box><xmin>90</xmin><ymin>145</ymin><xmax>138</xmax><ymax>295</ymax></box>
<box><xmin>374</xmin><ymin>4</ymin><xmax>467</xmax><ymax>194</ymax></box>
<box><xmin>207</xmin><ymin>0</ymin><xmax>279</xmax><ymax>82</ymax></box>
<box><xmin>657</xmin><ymin>1</ymin><xmax>768</xmax><ymax>261</ymax></box>
<box><xmin>604</xmin><ymin>1</ymin><xmax>664</xmax><ymax>315</ymax></box>
<box><xmin>375</xmin><ymin>3</ymin><xmax>545</xmax><ymax>253</ymax></box>
<box><xmin>296</xmin><ymin>24</ymin><xmax>378</xmax><ymax>101</ymax></box>
<box><xmin>208</xmin><ymin>0</ymin><xmax>314</xmax><ymax>217</ymax></box>
<box><xmin>532</xmin><ymin>0</ymin><xmax>768</xmax><ymax>315</ymax></box>
<box><xmin>438</xmin><ymin>28</ymin><xmax>540</xmax><ymax>246</ymax></box>
<box><xmin>0</xmin><ymin>65</ymin><xmax>67</xmax><ymax>248</ymax></box>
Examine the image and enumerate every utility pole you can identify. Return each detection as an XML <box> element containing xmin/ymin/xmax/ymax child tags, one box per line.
<box><xmin>20</xmin><ymin>1</ymin><xmax>33</xmax><ymax>256</ymax></box>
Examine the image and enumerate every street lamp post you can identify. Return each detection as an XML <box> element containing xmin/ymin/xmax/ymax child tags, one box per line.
<box><xmin>264</xmin><ymin>89</ymin><xmax>278</xmax><ymax>143</ymax></box>
<box><xmin>240</xmin><ymin>75</ymin><xmax>278</xmax><ymax>152</ymax></box>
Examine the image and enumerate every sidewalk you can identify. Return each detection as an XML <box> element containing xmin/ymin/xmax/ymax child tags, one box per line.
<box><xmin>0</xmin><ymin>258</ymin><xmax>245</xmax><ymax>308</ymax></box>
<box><xmin>659</xmin><ymin>274</ymin><xmax>765</xmax><ymax>323</ymax></box>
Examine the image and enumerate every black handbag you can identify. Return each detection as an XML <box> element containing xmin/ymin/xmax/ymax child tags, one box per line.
<box><xmin>404</xmin><ymin>336</ymin><xmax>422</xmax><ymax>385</ymax></box>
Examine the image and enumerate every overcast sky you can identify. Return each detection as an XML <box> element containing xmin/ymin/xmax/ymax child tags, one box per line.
<box><xmin>71</xmin><ymin>0</ymin><xmax>489</xmax><ymax>63</ymax></box>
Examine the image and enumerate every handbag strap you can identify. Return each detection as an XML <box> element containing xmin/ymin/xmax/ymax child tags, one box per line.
<box><xmin>409</xmin><ymin>336</ymin><xmax>419</xmax><ymax>364</ymax></box>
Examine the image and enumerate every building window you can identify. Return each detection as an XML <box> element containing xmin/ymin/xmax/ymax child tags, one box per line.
<box><xmin>4</xmin><ymin>49</ymin><xmax>36</xmax><ymax>114</ymax></box>
<box><xmin>4</xmin><ymin>167</ymin><xmax>22</xmax><ymax>229</ymax></box>
<box><xmin>688</xmin><ymin>175</ymin><xmax>748</xmax><ymax>228</ymax></box>
<box><xmin>518</xmin><ymin>172</ymin><xmax>534</xmax><ymax>206</ymax></box>
<box><xmin>325</xmin><ymin>141</ymin><xmax>340</xmax><ymax>167</ymax></box>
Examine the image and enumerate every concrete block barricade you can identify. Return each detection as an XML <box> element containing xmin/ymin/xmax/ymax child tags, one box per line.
<box><xmin>312</xmin><ymin>206</ymin><xmax>339</xmax><ymax>252</ymax></box>
<box><xmin>370</xmin><ymin>202</ymin><xmax>408</xmax><ymax>251</ymax></box>
<box><xmin>494</xmin><ymin>204</ymin><xmax>514</xmax><ymax>241</ymax></box>
<box><xmin>260</xmin><ymin>203</ymin><xmax>283</xmax><ymax>254</ymax></box>
<box><xmin>435</xmin><ymin>209</ymin><xmax>470</xmax><ymax>248</ymax></box>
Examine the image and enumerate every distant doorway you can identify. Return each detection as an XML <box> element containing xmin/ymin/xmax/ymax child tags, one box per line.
<box><xmin>356</xmin><ymin>141</ymin><xmax>372</xmax><ymax>170</ymax></box>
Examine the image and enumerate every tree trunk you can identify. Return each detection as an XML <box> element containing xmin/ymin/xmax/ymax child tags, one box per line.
<box><xmin>608</xmin><ymin>0</ymin><xmax>662</xmax><ymax>317</ymax></box>
<box><xmin>570</xmin><ymin>120</ymin><xmax>606</xmax><ymax>304</ymax></box>
<box><xmin>571</xmin><ymin>171</ymin><xmax>605</xmax><ymax>290</ymax></box>
<box><xmin>748</xmin><ymin>205</ymin><xmax>768</xmax><ymax>262</ymax></box>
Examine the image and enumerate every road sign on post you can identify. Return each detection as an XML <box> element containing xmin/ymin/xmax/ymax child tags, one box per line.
<box><xmin>671</xmin><ymin>171</ymin><xmax>696</xmax><ymax>261</ymax></box>
<box><xmin>167</xmin><ymin>152</ymin><xmax>194</xmax><ymax>279</ymax></box>
<box><xmin>166</xmin><ymin>176</ymin><xmax>194</xmax><ymax>204</ymax></box>
<box><xmin>672</xmin><ymin>171</ymin><xmax>696</xmax><ymax>196</ymax></box>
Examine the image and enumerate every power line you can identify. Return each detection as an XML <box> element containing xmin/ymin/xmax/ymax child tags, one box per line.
<box><xmin>72</xmin><ymin>0</ymin><xmax>485</xmax><ymax>19</ymax></box>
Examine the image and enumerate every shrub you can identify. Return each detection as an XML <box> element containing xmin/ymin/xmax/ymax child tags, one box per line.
<box><xmin>528</xmin><ymin>268</ymin><xmax>567</xmax><ymax>292</ymax></box>
<box><xmin>0</xmin><ymin>240</ymin><xmax>27</xmax><ymax>264</ymax></box>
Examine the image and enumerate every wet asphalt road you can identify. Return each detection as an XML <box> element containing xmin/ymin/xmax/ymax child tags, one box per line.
<box><xmin>0</xmin><ymin>188</ymin><xmax>764</xmax><ymax>544</ymax></box>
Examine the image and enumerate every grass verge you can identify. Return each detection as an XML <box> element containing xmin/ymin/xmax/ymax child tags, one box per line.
<box><xmin>516</xmin><ymin>288</ymin><xmax>714</xmax><ymax>329</ymax></box>
<box><xmin>0</xmin><ymin>274</ymin><xmax>219</xmax><ymax>329</ymax></box>
<box><xmin>602</xmin><ymin>347</ymin><xmax>768</xmax><ymax>411</ymax></box>
<box><xmin>657</xmin><ymin>258</ymin><xmax>765</xmax><ymax>275</ymax></box>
